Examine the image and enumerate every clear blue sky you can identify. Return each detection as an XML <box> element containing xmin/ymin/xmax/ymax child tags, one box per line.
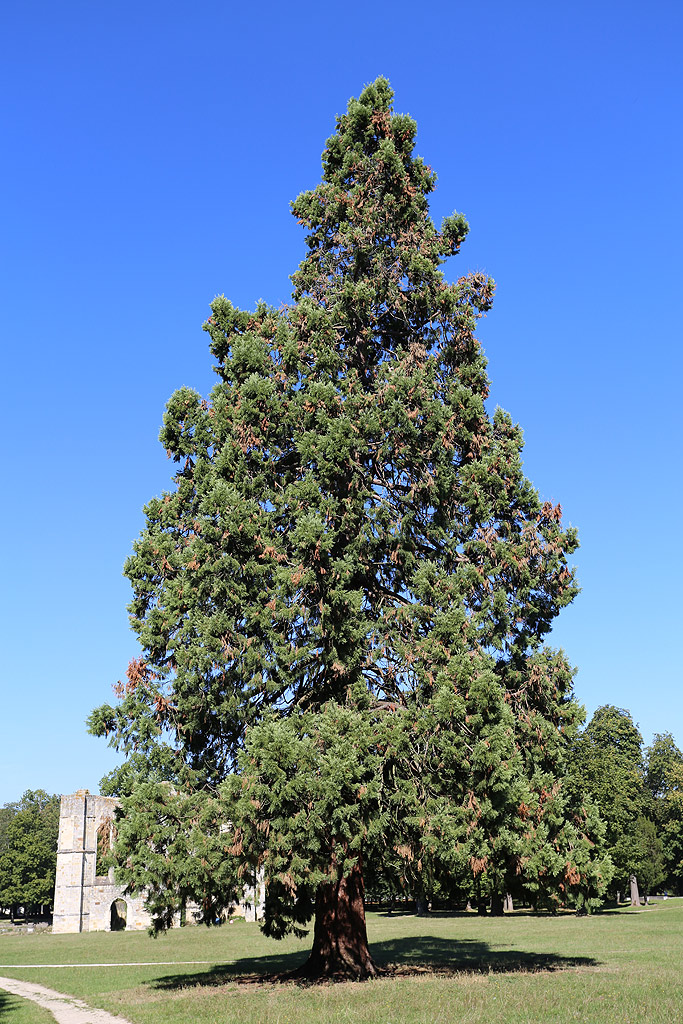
<box><xmin>1</xmin><ymin>0</ymin><xmax>681</xmax><ymax>804</ymax></box>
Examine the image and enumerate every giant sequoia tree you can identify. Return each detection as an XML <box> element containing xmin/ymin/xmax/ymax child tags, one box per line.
<box><xmin>90</xmin><ymin>79</ymin><xmax>592</xmax><ymax>978</ymax></box>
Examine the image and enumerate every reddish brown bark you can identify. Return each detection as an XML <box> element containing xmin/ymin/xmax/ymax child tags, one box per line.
<box><xmin>292</xmin><ymin>860</ymin><xmax>380</xmax><ymax>980</ymax></box>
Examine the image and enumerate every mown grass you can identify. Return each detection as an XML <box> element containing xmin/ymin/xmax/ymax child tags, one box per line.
<box><xmin>0</xmin><ymin>988</ymin><xmax>55</xmax><ymax>1023</ymax></box>
<box><xmin>0</xmin><ymin>900</ymin><xmax>681</xmax><ymax>1023</ymax></box>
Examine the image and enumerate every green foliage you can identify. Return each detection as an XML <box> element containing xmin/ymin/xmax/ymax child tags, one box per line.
<box><xmin>645</xmin><ymin>737</ymin><xmax>683</xmax><ymax>892</ymax></box>
<box><xmin>660</xmin><ymin>763</ymin><xmax>683</xmax><ymax>892</ymax></box>
<box><xmin>630</xmin><ymin>815</ymin><xmax>665</xmax><ymax>897</ymax></box>
<box><xmin>581</xmin><ymin>705</ymin><xmax>644</xmax><ymax>764</ymax></box>
<box><xmin>90</xmin><ymin>78</ymin><xmax>596</xmax><ymax>951</ymax></box>
<box><xmin>0</xmin><ymin>790</ymin><xmax>60</xmax><ymax>912</ymax></box>
<box><xmin>645</xmin><ymin>732</ymin><xmax>683</xmax><ymax>803</ymax></box>
<box><xmin>571</xmin><ymin>706</ymin><xmax>651</xmax><ymax>895</ymax></box>
<box><xmin>99</xmin><ymin>745</ymin><xmax>181</xmax><ymax>798</ymax></box>
<box><xmin>109</xmin><ymin>782</ymin><xmax>240</xmax><ymax>932</ymax></box>
<box><xmin>227</xmin><ymin>703</ymin><xmax>387</xmax><ymax>938</ymax></box>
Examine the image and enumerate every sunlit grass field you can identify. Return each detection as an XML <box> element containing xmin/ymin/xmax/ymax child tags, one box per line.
<box><xmin>0</xmin><ymin>989</ymin><xmax>54</xmax><ymax>1024</ymax></box>
<box><xmin>1</xmin><ymin>899</ymin><xmax>681</xmax><ymax>1023</ymax></box>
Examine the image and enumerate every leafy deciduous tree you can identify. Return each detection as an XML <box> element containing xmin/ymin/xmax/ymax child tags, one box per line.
<box><xmin>0</xmin><ymin>791</ymin><xmax>60</xmax><ymax>918</ymax></box>
<box><xmin>660</xmin><ymin>763</ymin><xmax>683</xmax><ymax>893</ymax></box>
<box><xmin>645</xmin><ymin>733</ymin><xmax>683</xmax><ymax>892</ymax></box>
<box><xmin>645</xmin><ymin>732</ymin><xmax>683</xmax><ymax>804</ymax></box>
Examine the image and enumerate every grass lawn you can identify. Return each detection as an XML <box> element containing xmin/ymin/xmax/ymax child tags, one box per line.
<box><xmin>0</xmin><ymin>900</ymin><xmax>681</xmax><ymax>1023</ymax></box>
<box><xmin>0</xmin><ymin>989</ymin><xmax>55</xmax><ymax>1024</ymax></box>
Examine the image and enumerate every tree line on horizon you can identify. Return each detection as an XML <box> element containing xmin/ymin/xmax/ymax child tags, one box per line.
<box><xmin>0</xmin><ymin>790</ymin><xmax>60</xmax><ymax>921</ymax></box>
<box><xmin>94</xmin><ymin>708</ymin><xmax>683</xmax><ymax>915</ymax></box>
<box><xmin>2</xmin><ymin>707</ymin><xmax>681</xmax><ymax>924</ymax></box>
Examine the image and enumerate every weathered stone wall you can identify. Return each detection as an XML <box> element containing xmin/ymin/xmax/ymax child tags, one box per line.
<box><xmin>53</xmin><ymin>791</ymin><xmax>153</xmax><ymax>934</ymax></box>
<box><xmin>87</xmin><ymin>885</ymin><xmax>153</xmax><ymax>932</ymax></box>
<box><xmin>241</xmin><ymin>877</ymin><xmax>266</xmax><ymax>923</ymax></box>
<box><xmin>53</xmin><ymin>790</ymin><xmax>265</xmax><ymax>933</ymax></box>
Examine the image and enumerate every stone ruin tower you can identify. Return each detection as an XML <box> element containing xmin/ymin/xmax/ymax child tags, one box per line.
<box><xmin>52</xmin><ymin>790</ymin><xmax>265</xmax><ymax>933</ymax></box>
<box><xmin>52</xmin><ymin>790</ymin><xmax>152</xmax><ymax>933</ymax></box>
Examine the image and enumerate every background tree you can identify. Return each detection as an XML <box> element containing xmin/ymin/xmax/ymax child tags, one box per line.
<box><xmin>91</xmin><ymin>78</ymin><xmax>588</xmax><ymax>978</ymax></box>
<box><xmin>645</xmin><ymin>732</ymin><xmax>683</xmax><ymax>804</ymax></box>
<box><xmin>0</xmin><ymin>790</ymin><xmax>60</xmax><ymax>919</ymax></box>
<box><xmin>659</xmin><ymin>762</ymin><xmax>683</xmax><ymax>893</ymax></box>
<box><xmin>0</xmin><ymin>800</ymin><xmax>19</xmax><ymax>857</ymax></box>
<box><xmin>572</xmin><ymin>705</ymin><xmax>649</xmax><ymax>903</ymax></box>
<box><xmin>631</xmin><ymin>816</ymin><xmax>665</xmax><ymax>900</ymax></box>
<box><xmin>431</xmin><ymin>650</ymin><xmax>611</xmax><ymax>916</ymax></box>
<box><xmin>645</xmin><ymin>734</ymin><xmax>683</xmax><ymax>893</ymax></box>
<box><xmin>485</xmin><ymin>651</ymin><xmax>611</xmax><ymax>915</ymax></box>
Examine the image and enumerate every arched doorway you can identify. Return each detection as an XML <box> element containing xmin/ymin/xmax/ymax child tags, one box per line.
<box><xmin>110</xmin><ymin>899</ymin><xmax>127</xmax><ymax>931</ymax></box>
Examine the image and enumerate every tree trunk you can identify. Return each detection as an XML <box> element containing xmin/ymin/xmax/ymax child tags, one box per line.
<box><xmin>473</xmin><ymin>878</ymin><xmax>487</xmax><ymax>914</ymax></box>
<box><xmin>630</xmin><ymin>874</ymin><xmax>641</xmax><ymax>906</ymax></box>
<box><xmin>504</xmin><ymin>893</ymin><xmax>514</xmax><ymax>913</ymax></box>
<box><xmin>490</xmin><ymin>893</ymin><xmax>504</xmax><ymax>916</ymax></box>
<box><xmin>292</xmin><ymin>861</ymin><xmax>379</xmax><ymax>980</ymax></box>
<box><xmin>414</xmin><ymin>895</ymin><xmax>429</xmax><ymax>917</ymax></box>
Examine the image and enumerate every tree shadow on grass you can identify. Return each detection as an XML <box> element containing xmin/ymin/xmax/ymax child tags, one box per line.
<box><xmin>0</xmin><ymin>990</ymin><xmax>17</xmax><ymax>1017</ymax></box>
<box><xmin>151</xmin><ymin>936</ymin><xmax>599</xmax><ymax>990</ymax></box>
<box><xmin>376</xmin><ymin>907</ymin><xmax>658</xmax><ymax>927</ymax></box>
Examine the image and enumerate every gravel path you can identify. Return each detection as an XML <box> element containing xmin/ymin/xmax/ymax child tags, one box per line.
<box><xmin>0</xmin><ymin>976</ymin><xmax>133</xmax><ymax>1024</ymax></box>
